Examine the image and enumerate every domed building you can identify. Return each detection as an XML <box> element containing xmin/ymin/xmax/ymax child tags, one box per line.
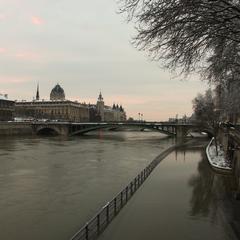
<box><xmin>50</xmin><ymin>84</ymin><xmax>65</xmax><ymax>101</ymax></box>
<box><xmin>15</xmin><ymin>84</ymin><xmax>127</xmax><ymax>122</ymax></box>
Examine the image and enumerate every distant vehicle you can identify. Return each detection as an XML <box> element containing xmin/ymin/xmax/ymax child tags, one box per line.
<box><xmin>37</xmin><ymin>119</ymin><xmax>49</xmax><ymax>122</ymax></box>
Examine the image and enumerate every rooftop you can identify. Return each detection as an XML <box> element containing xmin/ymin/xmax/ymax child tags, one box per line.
<box><xmin>0</xmin><ymin>94</ymin><xmax>9</xmax><ymax>100</ymax></box>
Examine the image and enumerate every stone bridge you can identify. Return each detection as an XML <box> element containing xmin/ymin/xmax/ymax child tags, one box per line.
<box><xmin>32</xmin><ymin>122</ymin><xmax>213</xmax><ymax>138</ymax></box>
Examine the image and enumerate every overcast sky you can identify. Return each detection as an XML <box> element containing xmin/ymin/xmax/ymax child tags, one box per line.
<box><xmin>0</xmin><ymin>0</ymin><xmax>208</xmax><ymax>121</ymax></box>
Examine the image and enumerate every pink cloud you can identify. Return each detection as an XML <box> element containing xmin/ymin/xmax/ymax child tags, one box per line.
<box><xmin>15</xmin><ymin>51</ymin><xmax>41</xmax><ymax>60</ymax></box>
<box><xmin>0</xmin><ymin>76</ymin><xmax>31</xmax><ymax>84</ymax></box>
<box><xmin>31</xmin><ymin>16</ymin><xmax>44</xmax><ymax>25</ymax></box>
<box><xmin>0</xmin><ymin>48</ymin><xmax>6</xmax><ymax>54</ymax></box>
<box><xmin>0</xmin><ymin>14</ymin><xmax>6</xmax><ymax>21</ymax></box>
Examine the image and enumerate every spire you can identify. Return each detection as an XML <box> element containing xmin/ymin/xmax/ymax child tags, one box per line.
<box><xmin>36</xmin><ymin>82</ymin><xmax>40</xmax><ymax>100</ymax></box>
<box><xmin>98</xmin><ymin>91</ymin><xmax>103</xmax><ymax>101</ymax></box>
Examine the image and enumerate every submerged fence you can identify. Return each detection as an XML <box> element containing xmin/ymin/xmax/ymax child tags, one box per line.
<box><xmin>70</xmin><ymin>146</ymin><xmax>175</xmax><ymax>240</ymax></box>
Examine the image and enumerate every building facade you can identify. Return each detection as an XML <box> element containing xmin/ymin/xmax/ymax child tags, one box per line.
<box><xmin>15</xmin><ymin>100</ymin><xmax>89</xmax><ymax>122</ymax></box>
<box><xmin>0</xmin><ymin>94</ymin><xmax>14</xmax><ymax>121</ymax></box>
<box><xmin>96</xmin><ymin>92</ymin><xmax>105</xmax><ymax>121</ymax></box>
<box><xmin>15</xmin><ymin>84</ymin><xmax>127</xmax><ymax>122</ymax></box>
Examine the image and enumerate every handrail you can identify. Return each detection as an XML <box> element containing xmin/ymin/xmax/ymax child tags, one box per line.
<box><xmin>70</xmin><ymin>146</ymin><xmax>176</xmax><ymax>240</ymax></box>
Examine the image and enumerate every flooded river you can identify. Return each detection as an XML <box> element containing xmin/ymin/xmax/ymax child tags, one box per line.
<box><xmin>99</xmin><ymin>148</ymin><xmax>237</xmax><ymax>240</ymax></box>
<box><xmin>0</xmin><ymin>131</ymin><xmax>173</xmax><ymax>240</ymax></box>
<box><xmin>0</xmin><ymin>131</ymin><xmax>237</xmax><ymax>240</ymax></box>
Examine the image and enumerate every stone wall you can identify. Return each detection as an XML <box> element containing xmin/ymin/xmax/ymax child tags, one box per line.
<box><xmin>219</xmin><ymin>128</ymin><xmax>240</xmax><ymax>196</ymax></box>
<box><xmin>0</xmin><ymin>122</ymin><xmax>33</xmax><ymax>136</ymax></box>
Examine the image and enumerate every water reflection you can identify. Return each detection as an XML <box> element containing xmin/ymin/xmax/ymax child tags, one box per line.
<box><xmin>188</xmin><ymin>151</ymin><xmax>217</xmax><ymax>218</ymax></box>
<box><xmin>188</xmin><ymin>150</ymin><xmax>237</xmax><ymax>225</ymax></box>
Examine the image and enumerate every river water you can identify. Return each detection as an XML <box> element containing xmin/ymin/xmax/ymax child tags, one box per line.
<box><xmin>0</xmin><ymin>131</ymin><xmax>174</xmax><ymax>240</ymax></box>
<box><xmin>0</xmin><ymin>131</ymin><xmax>237</xmax><ymax>240</ymax></box>
<box><xmin>99</xmin><ymin>148</ymin><xmax>237</xmax><ymax>240</ymax></box>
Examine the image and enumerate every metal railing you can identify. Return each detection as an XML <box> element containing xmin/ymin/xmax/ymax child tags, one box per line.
<box><xmin>70</xmin><ymin>146</ymin><xmax>175</xmax><ymax>240</ymax></box>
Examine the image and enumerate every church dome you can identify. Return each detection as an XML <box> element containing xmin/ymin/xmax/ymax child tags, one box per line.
<box><xmin>50</xmin><ymin>84</ymin><xmax>65</xmax><ymax>101</ymax></box>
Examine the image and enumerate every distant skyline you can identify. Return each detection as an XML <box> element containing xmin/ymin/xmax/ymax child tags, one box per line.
<box><xmin>0</xmin><ymin>0</ymin><xmax>208</xmax><ymax>121</ymax></box>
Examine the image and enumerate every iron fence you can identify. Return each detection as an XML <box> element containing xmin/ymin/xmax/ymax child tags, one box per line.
<box><xmin>70</xmin><ymin>146</ymin><xmax>175</xmax><ymax>240</ymax></box>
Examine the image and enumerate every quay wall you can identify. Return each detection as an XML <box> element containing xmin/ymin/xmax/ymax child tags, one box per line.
<box><xmin>219</xmin><ymin>128</ymin><xmax>240</xmax><ymax>197</ymax></box>
<box><xmin>0</xmin><ymin>122</ymin><xmax>33</xmax><ymax>136</ymax></box>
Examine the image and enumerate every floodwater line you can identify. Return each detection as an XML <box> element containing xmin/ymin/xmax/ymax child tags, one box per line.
<box><xmin>70</xmin><ymin>145</ymin><xmax>177</xmax><ymax>240</ymax></box>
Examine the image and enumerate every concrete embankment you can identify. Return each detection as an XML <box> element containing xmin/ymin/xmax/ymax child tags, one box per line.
<box><xmin>0</xmin><ymin>122</ymin><xmax>33</xmax><ymax>136</ymax></box>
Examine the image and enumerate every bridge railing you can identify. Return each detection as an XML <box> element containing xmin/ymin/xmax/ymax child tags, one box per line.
<box><xmin>70</xmin><ymin>146</ymin><xmax>175</xmax><ymax>240</ymax></box>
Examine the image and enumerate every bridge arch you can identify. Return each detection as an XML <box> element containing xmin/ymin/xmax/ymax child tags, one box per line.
<box><xmin>70</xmin><ymin>125</ymin><xmax>112</xmax><ymax>136</ymax></box>
<box><xmin>70</xmin><ymin>124</ymin><xmax>175</xmax><ymax>136</ymax></box>
<box><xmin>36</xmin><ymin>126</ymin><xmax>61</xmax><ymax>136</ymax></box>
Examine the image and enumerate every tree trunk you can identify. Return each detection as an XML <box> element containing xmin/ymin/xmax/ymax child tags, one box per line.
<box><xmin>214</xmin><ymin>137</ymin><xmax>218</xmax><ymax>156</ymax></box>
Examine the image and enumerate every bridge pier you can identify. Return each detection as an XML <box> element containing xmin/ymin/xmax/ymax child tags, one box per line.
<box><xmin>175</xmin><ymin>125</ymin><xmax>188</xmax><ymax>138</ymax></box>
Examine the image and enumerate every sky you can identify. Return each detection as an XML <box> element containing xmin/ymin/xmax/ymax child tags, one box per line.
<box><xmin>0</xmin><ymin>0</ymin><xmax>208</xmax><ymax>121</ymax></box>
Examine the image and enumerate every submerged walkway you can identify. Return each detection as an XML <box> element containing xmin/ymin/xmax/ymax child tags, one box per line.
<box><xmin>99</xmin><ymin>148</ymin><xmax>238</xmax><ymax>240</ymax></box>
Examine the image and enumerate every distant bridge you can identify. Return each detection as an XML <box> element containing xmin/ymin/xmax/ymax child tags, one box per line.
<box><xmin>32</xmin><ymin>122</ymin><xmax>213</xmax><ymax>138</ymax></box>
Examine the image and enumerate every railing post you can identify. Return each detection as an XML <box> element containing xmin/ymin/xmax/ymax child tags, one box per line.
<box><xmin>85</xmin><ymin>224</ymin><xmax>89</xmax><ymax>240</ymax></box>
<box><xmin>130</xmin><ymin>182</ymin><xmax>133</xmax><ymax>195</ymax></box>
<box><xmin>126</xmin><ymin>186</ymin><xmax>128</xmax><ymax>201</ymax></box>
<box><xmin>120</xmin><ymin>191</ymin><xmax>123</xmax><ymax>207</ymax></box>
<box><xmin>114</xmin><ymin>197</ymin><xmax>117</xmax><ymax>215</ymax></box>
<box><xmin>106</xmin><ymin>203</ymin><xmax>109</xmax><ymax>224</ymax></box>
<box><xmin>134</xmin><ymin>178</ymin><xmax>137</xmax><ymax>191</ymax></box>
<box><xmin>97</xmin><ymin>214</ymin><xmax>100</xmax><ymax>235</ymax></box>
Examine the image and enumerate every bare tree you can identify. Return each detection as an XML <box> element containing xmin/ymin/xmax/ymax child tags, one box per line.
<box><xmin>120</xmin><ymin>0</ymin><xmax>240</xmax><ymax>127</ymax></box>
<box><xmin>192</xmin><ymin>89</ymin><xmax>220</xmax><ymax>153</ymax></box>
<box><xmin>119</xmin><ymin>0</ymin><xmax>240</xmax><ymax>76</ymax></box>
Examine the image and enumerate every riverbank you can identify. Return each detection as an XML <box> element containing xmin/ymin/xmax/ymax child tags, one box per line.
<box><xmin>206</xmin><ymin>138</ymin><xmax>232</xmax><ymax>174</ymax></box>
